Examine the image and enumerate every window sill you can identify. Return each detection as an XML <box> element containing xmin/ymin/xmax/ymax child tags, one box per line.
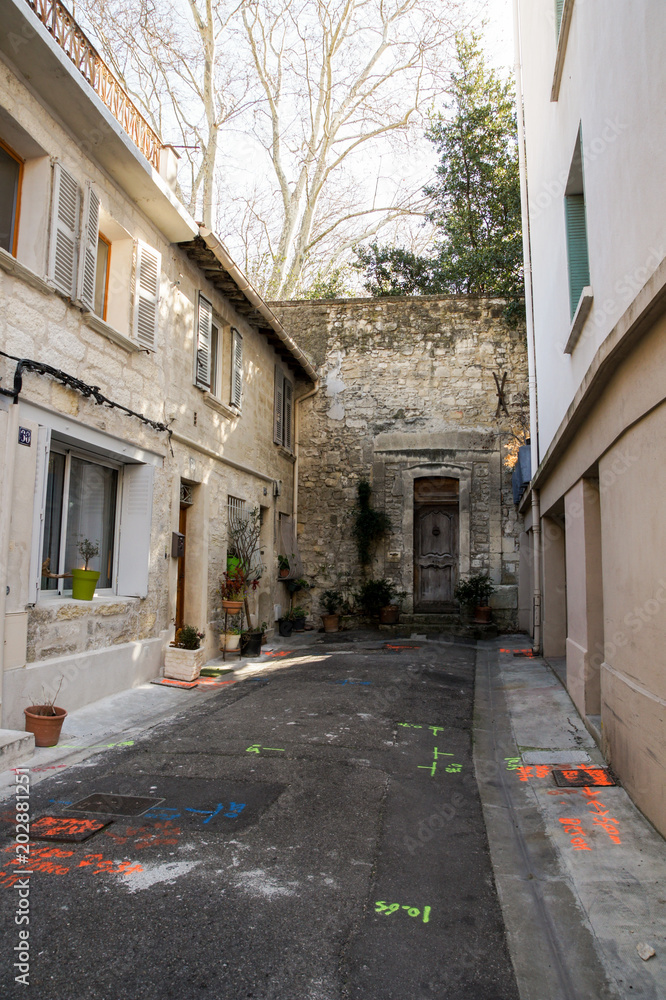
<box><xmin>37</xmin><ymin>593</ymin><xmax>140</xmax><ymax>607</ymax></box>
<box><xmin>551</xmin><ymin>0</ymin><xmax>575</xmax><ymax>101</ymax></box>
<box><xmin>564</xmin><ymin>286</ymin><xmax>593</xmax><ymax>354</ymax></box>
<box><xmin>83</xmin><ymin>313</ymin><xmax>145</xmax><ymax>353</ymax></box>
<box><xmin>0</xmin><ymin>247</ymin><xmax>51</xmax><ymax>296</ymax></box>
<box><xmin>203</xmin><ymin>392</ymin><xmax>238</xmax><ymax>419</ymax></box>
<box><xmin>277</xmin><ymin>446</ymin><xmax>295</xmax><ymax>463</ymax></box>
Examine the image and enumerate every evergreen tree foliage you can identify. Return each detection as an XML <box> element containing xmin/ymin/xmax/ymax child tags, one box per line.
<box><xmin>355</xmin><ymin>33</ymin><xmax>524</xmax><ymax>323</ymax></box>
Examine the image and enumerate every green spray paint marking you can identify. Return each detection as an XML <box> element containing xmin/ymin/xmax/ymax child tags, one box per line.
<box><xmin>375</xmin><ymin>901</ymin><xmax>431</xmax><ymax>923</ymax></box>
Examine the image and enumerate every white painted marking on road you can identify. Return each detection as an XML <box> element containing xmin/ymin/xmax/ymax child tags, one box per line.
<box><xmin>120</xmin><ymin>861</ymin><xmax>199</xmax><ymax>893</ymax></box>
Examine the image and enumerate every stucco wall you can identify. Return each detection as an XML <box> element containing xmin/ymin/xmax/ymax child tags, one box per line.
<box><xmin>272</xmin><ymin>297</ymin><xmax>529</xmax><ymax>630</ymax></box>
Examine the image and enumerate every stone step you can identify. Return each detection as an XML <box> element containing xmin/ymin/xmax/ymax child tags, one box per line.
<box><xmin>0</xmin><ymin>729</ymin><xmax>35</xmax><ymax>772</ymax></box>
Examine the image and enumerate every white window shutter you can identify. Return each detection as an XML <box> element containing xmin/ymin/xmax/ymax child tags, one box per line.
<box><xmin>28</xmin><ymin>426</ymin><xmax>51</xmax><ymax>605</ymax></box>
<box><xmin>230</xmin><ymin>327</ymin><xmax>243</xmax><ymax>408</ymax></box>
<box><xmin>283</xmin><ymin>377</ymin><xmax>293</xmax><ymax>451</ymax></box>
<box><xmin>48</xmin><ymin>163</ymin><xmax>79</xmax><ymax>297</ymax></box>
<box><xmin>116</xmin><ymin>464</ymin><xmax>154</xmax><ymax>598</ymax></box>
<box><xmin>195</xmin><ymin>294</ymin><xmax>213</xmax><ymax>388</ymax></box>
<box><xmin>132</xmin><ymin>241</ymin><xmax>161</xmax><ymax>350</ymax></box>
<box><xmin>77</xmin><ymin>182</ymin><xmax>100</xmax><ymax>311</ymax></box>
<box><xmin>273</xmin><ymin>365</ymin><xmax>284</xmax><ymax>444</ymax></box>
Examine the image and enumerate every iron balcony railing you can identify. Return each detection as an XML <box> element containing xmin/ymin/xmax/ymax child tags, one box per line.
<box><xmin>25</xmin><ymin>0</ymin><xmax>162</xmax><ymax>170</ymax></box>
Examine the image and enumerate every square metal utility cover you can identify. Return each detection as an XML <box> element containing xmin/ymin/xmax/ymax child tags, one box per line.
<box><xmin>31</xmin><ymin>815</ymin><xmax>112</xmax><ymax>842</ymax></box>
<box><xmin>69</xmin><ymin>793</ymin><xmax>165</xmax><ymax>817</ymax></box>
<box><xmin>552</xmin><ymin>768</ymin><xmax>616</xmax><ymax>787</ymax></box>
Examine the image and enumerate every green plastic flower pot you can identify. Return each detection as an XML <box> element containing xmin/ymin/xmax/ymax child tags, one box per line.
<box><xmin>71</xmin><ymin>568</ymin><xmax>100</xmax><ymax>601</ymax></box>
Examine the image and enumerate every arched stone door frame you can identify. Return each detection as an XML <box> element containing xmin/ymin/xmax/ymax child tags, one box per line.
<box><xmin>400</xmin><ymin>463</ymin><xmax>471</xmax><ymax>613</ymax></box>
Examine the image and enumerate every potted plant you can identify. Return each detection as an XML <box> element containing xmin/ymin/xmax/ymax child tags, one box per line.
<box><xmin>357</xmin><ymin>578</ymin><xmax>398</xmax><ymax>621</ymax></box>
<box><xmin>454</xmin><ymin>574</ymin><xmax>495</xmax><ymax>623</ymax></box>
<box><xmin>240</xmin><ymin>626</ymin><xmax>264</xmax><ymax>657</ymax></box>
<box><xmin>289</xmin><ymin>605</ymin><xmax>307</xmax><ymax>631</ymax></box>
<box><xmin>218</xmin><ymin>569</ymin><xmax>248</xmax><ymax>614</ymax></box>
<box><xmin>219</xmin><ymin>623</ymin><xmax>241</xmax><ymax>652</ymax></box>
<box><xmin>286</xmin><ymin>576</ymin><xmax>310</xmax><ymax>596</ymax></box>
<box><xmin>164</xmin><ymin>624</ymin><xmax>206</xmax><ymax>681</ymax></box>
<box><xmin>320</xmin><ymin>589</ymin><xmax>343</xmax><ymax>632</ymax></box>
<box><xmin>278</xmin><ymin>554</ymin><xmax>290</xmax><ymax>578</ymax></box>
<box><xmin>71</xmin><ymin>539</ymin><xmax>100</xmax><ymax>601</ymax></box>
<box><xmin>278</xmin><ymin>616</ymin><xmax>293</xmax><ymax>637</ymax></box>
<box><xmin>24</xmin><ymin>678</ymin><xmax>66</xmax><ymax>747</ymax></box>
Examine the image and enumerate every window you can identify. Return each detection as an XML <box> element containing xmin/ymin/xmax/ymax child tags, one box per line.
<box><xmin>564</xmin><ymin>128</ymin><xmax>590</xmax><ymax>318</ymax></box>
<box><xmin>0</xmin><ymin>139</ymin><xmax>22</xmax><ymax>255</ymax></box>
<box><xmin>195</xmin><ymin>295</ymin><xmax>243</xmax><ymax>408</ymax></box>
<box><xmin>41</xmin><ymin>446</ymin><xmax>119</xmax><ymax>594</ymax></box>
<box><xmin>555</xmin><ymin>0</ymin><xmax>564</xmax><ymax>37</ymax></box>
<box><xmin>47</xmin><ymin>163</ymin><xmax>160</xmax><ymax>345</ymax></box>
<box><xmin>273</xmin><ymin>365</ymin><xmax>294</xmax><ymax>451</ymax></box>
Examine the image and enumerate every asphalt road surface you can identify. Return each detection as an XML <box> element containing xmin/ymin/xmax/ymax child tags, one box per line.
<box><xmin>1</xmin><ymin>636</ymin><xmax>519</xmax><ymax>999</ymax></box>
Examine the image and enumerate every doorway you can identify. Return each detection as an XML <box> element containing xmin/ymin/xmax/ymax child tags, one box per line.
<box><xmin>413</xmin><ymin>477</ymin><xmax>459</xmax><ymax>611</ymax></box>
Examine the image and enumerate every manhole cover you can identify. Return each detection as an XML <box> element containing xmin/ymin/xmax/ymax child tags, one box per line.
<box><xmin>31</xmin><ymin>816</ymin><xmax>112</xmax><ymax>842</ymax></box>
<box><xmin>69</xmin><ymin>793</ymin><xmax>165</xmax><ymax>817</ymax></box>
<box><xmin>523</xmin><ymin>750</ymin><xmax>591</xmax><ymax>765</ymax></box>
<box><xmin>552</xmin><ymin>768</ymin><xmax>616</xmax><ymax>787</ymax></box>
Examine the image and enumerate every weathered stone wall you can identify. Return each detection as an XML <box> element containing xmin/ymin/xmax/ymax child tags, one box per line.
<box><xmin>272</xmin><ymin>297</ymin><xmax>529</xmax><ymax>630</ymax></box>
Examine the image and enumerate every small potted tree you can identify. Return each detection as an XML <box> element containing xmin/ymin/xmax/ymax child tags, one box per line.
<box><xmin>164</xmin><ymin>624</ymin><xmax>206</xmax><ymax>681</ymax></box>
<box><xmin>320</xmin><ymin>589</ymin><xmax>343</xmax><ymax>632</ymax></box>
<box><xmin>24</xmin><ymin>678</ymin><xmax>67</xmax><ymax>747</ymax></box>
<box><xmin>71</xmin><ymin>539</ymin><xmax>100</xmax><ymax>600</ymax></box>
<box><xmin>454</xmin><ymin>574</ymin><xmax>495</xmax><ymax>623</ymax></box>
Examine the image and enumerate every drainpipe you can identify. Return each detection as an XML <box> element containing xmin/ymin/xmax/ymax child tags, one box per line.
<box><xmin>514</xmin><ymin>0</ymin><xmax>542</xmax><ymax>654</ymax></box>
<box><xmin>0</xmin><ymin>403</ymin><xmax>20</xmax><ymax>724</ymax></box>
<box><xmin>293</xmin><ymin>382</ymin><xmax>320</xmax><ymax>526</ymax></box>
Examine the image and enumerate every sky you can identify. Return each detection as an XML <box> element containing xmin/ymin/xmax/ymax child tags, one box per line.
<box><xmin>482</xmin><ymin>0</ymin><xmax>515</xmax><ymax>73</ymax></box>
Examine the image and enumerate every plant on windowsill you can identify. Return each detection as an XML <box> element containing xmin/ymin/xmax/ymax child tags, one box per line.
<box><xmin>320</xmin><ymin>588</ymin><xmax>343</xmax><ymax>633</ymax></box>
<box><xmin>278</xmin><ymin>554</ymin><xmax>290</xmax><ymax>578</ymax></box>
<box><xmin>24</xmin><ymin>678</ymin><xmax>67</xmax><ymax>747</ymax></box>
<box><xmin>71</xmin><ymin>539</ymin><xmax>100</xmax><ymax>601</ymax></box>
<box><xmin>454</xmin><ymin>575</ymin><xmax>495</xmax><ymax>624</ymax></box>
<box><xmin>165</xmin><ymin>624</ymin><xmax>206</xmax><ymax>681</ymax></box>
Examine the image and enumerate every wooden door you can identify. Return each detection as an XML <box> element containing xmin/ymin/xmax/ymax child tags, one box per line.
<box><xmin>414</xmin><ymin>478</ymin><xmax>459</xmax><ymax>611</ymax></box>
<box><xmin>175</xmin><ymin>506</ymin><xmax>187</xmax><ymax>629</ymax></box>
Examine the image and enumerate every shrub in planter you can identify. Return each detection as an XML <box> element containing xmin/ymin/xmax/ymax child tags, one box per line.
<box><xmin>289</xmin><ymin>605</ymin><xmax>307</xmax><ymax>631</ymax></box>
<box><xmin>454</xmin><ymin>575</ymin><xmax>495</xmax><ymax>623</ymax></box>
<box><xmin>165</xmin><ymin>624</ymin><xmax>206</xmax><ymax>681</ymax></box>
<box><xmin>320</xmin><ymin>588</ymin><xmax>342</xmax><ymax>632</ymax></box>
<box><xmin>356</xmin><ymin>579</ymin><xmax>397</xmax><ymax>617</ymax></box>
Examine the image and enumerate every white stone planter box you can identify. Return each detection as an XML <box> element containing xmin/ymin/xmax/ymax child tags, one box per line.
<box><xmin>164</xmin><ymin>646</ymin><xmax>205</xmax><ymax>681</ymax></box>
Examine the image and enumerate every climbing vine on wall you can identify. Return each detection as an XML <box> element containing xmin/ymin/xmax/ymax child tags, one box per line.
<box><xmin>353</xmin><ymin>479</ymin><xmax>391</xmax><ymax>567</ymax></box>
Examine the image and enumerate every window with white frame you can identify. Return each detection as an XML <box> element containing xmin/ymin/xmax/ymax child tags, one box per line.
<box><xmin>41</xmin><ymin>446</ymin><xmax>119</xmax><ymax>593</ymax></box>
<box><xmin>273</xmin><ymin>365</ymin><xmax>294</xmax><ymax>451</ymax></box>
<box><xmin>31</xmin><ymin>430</ymin><xmax>155</xmax><ymax>602</ymax></box>
<box><xmin>47</xmin><ymin>162</ymin><xmax>160</xmax><ymax>347</ymax></box>
<box><xmin>0</xmin><ymin>138</ymin><xmax>23</xmax><ymax>256</ymax></box>
<box><xmin>195</xmin><ymin>293</ymin><xmax>243</xmax><ymax>408</ymax></box>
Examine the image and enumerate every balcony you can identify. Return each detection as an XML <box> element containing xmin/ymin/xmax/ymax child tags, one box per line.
<box><xmin>24</xmin><ymin>0</ymin><xmax>162</xmax><ymax>169</ymax></box>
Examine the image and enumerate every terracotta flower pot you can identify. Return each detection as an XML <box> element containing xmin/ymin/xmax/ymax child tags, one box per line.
<box><xmin>71</xmin><ymin>568</ymin><xmax>100</xmax><ymax>601</ymax></box>
<box><xmin>279</xmin><ymin>568</ymin><xmax>290</xmax><ymax>578</ymax></box>
<box><xmin>164</xmin><ymin>645</ymin><xmax>205</xmax><ymax>681</ymax></box>
<box><xmin>322</xmin><ymin>613</ymin><xmax>340</xmax><ymax>633</ymax></box>
<box><xmin>25</xmin><ymin>706</ymin><xmax>67</xmax><ymax>747</ymax></box>
<box><xmin>222</xmin><ymin>599</ymin><xmax>244</xmax><ymax>613</ymax></box>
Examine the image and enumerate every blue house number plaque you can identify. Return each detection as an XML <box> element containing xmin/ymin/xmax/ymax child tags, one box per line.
<box><xmin>18</xmin><ymin>427</ymin><xmax>31</xmax><ymax>447</ymax></box>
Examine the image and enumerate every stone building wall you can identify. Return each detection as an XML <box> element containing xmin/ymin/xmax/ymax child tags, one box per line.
<box><xmin>272</xmin><ymin>297</ymin><xmax>529</xmax><ymax>630</ymax></box>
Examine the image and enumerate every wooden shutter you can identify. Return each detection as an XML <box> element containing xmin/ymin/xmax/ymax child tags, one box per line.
<box><xmin>48</xmin><ymin>163</ymin><xmax>79</xmax><ymax>297</ymax></box>
<box><xmin>116</xmin><ymin>464</ymin><xmax>154</xmax><ymax>598</ymax></box>
<box><xmin>132</xmin><ymin>241</ymin><xmax>161</xmax><ymax>349</ymax></box>
<box><xmin>195</xmin><ymin>293</ymin><xmax>213</xmax><ymax>388</ymax></box>
<box><xmin>565</xmin><ymin>194</ymin><xmax>590</xmax><ymax>318</ymax></box>
<box><xmin>273</xmin><ymin>365</ymin><xmax>284</xmax><ymax>444</ymax></box>
<box><xmin>77</xmin><ymin>182</ymin><xmax>100</xmax><ymax>311</ymax></box>
<box><xmin>28</xmin><ymin>426</ymin><xmax>51</xmax><ymax>605</ymax></box>
<box><xmin>230</xmin><ymin>327</ymin><xmax>243</xmax><ymax>408</ymax></box>
<box><xmin>283</xmin><ymin>377</ymin><xmax>293</xmax><ymax>451</ymax></box>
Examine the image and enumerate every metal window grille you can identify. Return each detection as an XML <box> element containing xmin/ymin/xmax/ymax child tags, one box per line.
<box><xmin>180</xmin><ymin>483</ymin><xmax>194</xmax><ymax>507</ymax></box>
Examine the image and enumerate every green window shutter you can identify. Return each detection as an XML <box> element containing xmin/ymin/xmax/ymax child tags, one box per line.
<box><xmin>565</xmin><ymin>194</ymin><xmax>590</xmax><ymax>318</ymax></box>
<box><xmin>555</xmin><ymin>0</ymin><xmax>564</xmax><ymax>37</ymax></box>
